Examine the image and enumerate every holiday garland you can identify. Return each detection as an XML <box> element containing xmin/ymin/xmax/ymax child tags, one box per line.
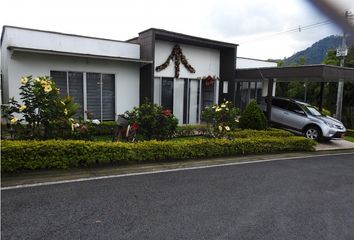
<box><xmin>155</xmin><ymin>44</ymin><xmax>196</xmax><ymax>78</ymax></box>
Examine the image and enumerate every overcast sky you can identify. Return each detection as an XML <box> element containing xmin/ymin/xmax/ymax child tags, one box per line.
<box><xmin>1</xmin><ymin>0</ymin><xmax>353</xmax><ymax>60</ymax></box>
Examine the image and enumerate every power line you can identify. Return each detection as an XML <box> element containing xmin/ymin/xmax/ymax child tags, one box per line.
<box><xmin>239</xmin><ymin>19</ymin><xmax>333</xmax><ymax>45</ymax></box>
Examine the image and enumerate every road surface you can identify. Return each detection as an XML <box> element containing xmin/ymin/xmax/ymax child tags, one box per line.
<box><xmin>2</xmin><ymin>153</ymin><xmax>354</xmax><ymax>239</ymax></box>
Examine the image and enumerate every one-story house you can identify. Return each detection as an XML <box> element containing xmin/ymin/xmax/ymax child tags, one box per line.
<box><xmin>1</xmin><ymin>26</ymin><xmax>276</xmax><ymax>123</ymax></box>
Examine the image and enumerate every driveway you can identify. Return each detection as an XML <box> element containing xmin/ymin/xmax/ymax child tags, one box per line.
<box><xmin>2</xmin><ymin>152</ymin><xmax>354</xmax><ymax>240</ymax></box>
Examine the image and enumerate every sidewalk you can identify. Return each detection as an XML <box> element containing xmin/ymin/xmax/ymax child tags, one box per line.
<box><xmin>316</xmin><ymin>139</ymin><xmax>354</xmax><ymax>151</ymax></box>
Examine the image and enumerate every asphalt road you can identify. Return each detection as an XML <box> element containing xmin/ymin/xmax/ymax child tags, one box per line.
<box><xmin>2</xmin><ymin>153</ymin><xmax>354</xmax><ymax>240</ymax></box>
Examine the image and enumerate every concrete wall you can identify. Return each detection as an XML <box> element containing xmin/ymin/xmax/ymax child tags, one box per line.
<box><xmin>6</xmin><ymin>51</ymin><xmax>140</xmax><ymax>116</ymax></box>
<box><xmin>154</xmin><ymin>40</ymin><xmax>220</xmax><ymax>78</ymax></box>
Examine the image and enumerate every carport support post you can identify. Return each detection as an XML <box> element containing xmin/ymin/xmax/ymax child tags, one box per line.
<box><xmin>318</xmin><ymin>82</ymin><xmax>324</xmax><ymax>113</ymax></box>
<box><xmin>266</xmin><ymin>78</ymin><xmax>274</xmax><ymax>123</ymax></box>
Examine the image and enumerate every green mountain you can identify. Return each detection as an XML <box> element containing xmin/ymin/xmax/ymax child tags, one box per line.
<box><xmin>284</xmin><ymin>35</ymin><xmax>342</xmax><ymax>65</ymax></box>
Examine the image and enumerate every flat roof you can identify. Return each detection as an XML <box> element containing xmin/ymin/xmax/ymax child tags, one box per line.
<box><xmin>235</xmin><ymin>64</ymin><xmax>354</xmax><ymax>82</ymax></box>
<box><xmin>1</xmin><ymin>25</ymin><xmax>138</xmax><ymax>47</ymax></box>
<box><xmin>140</xmin><ymin>28</ymin><xmax>238</xmax><ymax>49</ymax></box>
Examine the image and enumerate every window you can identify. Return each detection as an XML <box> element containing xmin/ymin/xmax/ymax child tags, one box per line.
<box><xmin>288</xmin><ymin>102</ymin><xmax>304</xmax><ymax>114</ymax></box>
<box><xmin>50</xmin><ymin>71</ymin><xmax>84</xmax><ymax>118</ymax></box>
<box><xmin>51</xmin><ymin>71</ymin><xmax>115</xmax><ymax>121</ymax></box>
<box><xmin>86</xmin><ymin>73</ymin><xmax>115</xmax><ymax>121</ymax></box>
<box><xmin>161</xmin><ymin>78</ymin><xmax>174</xmax><ymax>112</ymax></box>
<box><xmin>272</xmin><ymin>99</ymin><xmax>288</xmax><ymax>110</ymax></box>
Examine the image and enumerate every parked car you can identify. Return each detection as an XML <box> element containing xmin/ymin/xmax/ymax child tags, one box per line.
<box><xmin>259</xmin><ymin>97</ymin><xmax>346</xmax><ymax>141</ymax></box>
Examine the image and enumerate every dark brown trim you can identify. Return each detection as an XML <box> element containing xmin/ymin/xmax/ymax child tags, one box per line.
<box><xmin>235</xmin><ymin>64</ymin><xmax>354</xmax><ymax>82</ymax></box>
<box><xmin>143</xmin><ymin>28</ymin><xmax>238</xmax><ymax>49</ymax></box>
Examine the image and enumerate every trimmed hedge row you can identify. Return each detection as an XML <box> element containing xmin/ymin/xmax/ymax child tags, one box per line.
<box><xmin>1</xmin><ymin>136</ymin><xmax>315</xmax><ymax>172</ymax></box>
<box><xmin>346</xmin><ymin>129</ymin><xmax>354</xmax><ymax>137</ymax></box>
<box><xmin>227</xmin><ymin>129</ymin><xmax>294</xmax><ymax>138</ymax></box>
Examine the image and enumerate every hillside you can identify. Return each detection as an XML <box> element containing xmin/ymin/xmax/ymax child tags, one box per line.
<box><xmin>284</xmin><ymin>35</ymin><xmax>342</xmax><ymax>65</ymax></box>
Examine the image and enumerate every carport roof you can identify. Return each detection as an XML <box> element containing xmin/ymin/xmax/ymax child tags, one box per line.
<box><xmin>235</xmin><ymin>64</ymin><xmax>354</xmax><ymax>82</ymax></box>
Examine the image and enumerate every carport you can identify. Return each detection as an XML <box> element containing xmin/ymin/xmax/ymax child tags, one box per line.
<box><xmin>235</xmin><ymin>64</ymin><xmax>354</xmax><ymax>121</ymax></box>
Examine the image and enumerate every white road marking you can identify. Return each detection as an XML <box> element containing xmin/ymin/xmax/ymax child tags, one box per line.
<box><xmin>2</xmin><ymin>152</ymin><xmax>354</xmax><ymax>190</ymax></box>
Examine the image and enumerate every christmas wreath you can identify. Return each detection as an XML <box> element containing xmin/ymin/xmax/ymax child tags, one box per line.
<box><xmin>200</xmin><ymin>75</ymin><xmax>219</xmax><ymax>87</ymax></box>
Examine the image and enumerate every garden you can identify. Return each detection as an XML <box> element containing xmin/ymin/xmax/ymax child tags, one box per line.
<box><xmin>1</xmin><ymin>76</ymin><xmax>316</xmax><ymax>173</ymax></box>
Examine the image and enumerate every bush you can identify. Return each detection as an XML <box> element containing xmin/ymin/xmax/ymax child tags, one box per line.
<box><xmin>226</xmin><ymin>128</ymin><xmax>294</xmax><ymax>139</ymax></box>
<box><xmin>201</xmin><ymin>100</ymin><xmax>240</xmax><ymax>137</ymax></box>
<box><xmin>175</xmin><ymin>124</ymin><xmax>211</xmax><ymax>137</ymax></box>
<box><xmin>239</xmin><ymin>100</ymin><xmax>268</xmax><ymax>130</ymax></box>
<box><xmin>1</xmin><ymin>76</ymin><xmax>79</xmax><ymax>139</ymax></box>
<box><xmin>1</xmin><ymin>136</ymin><xmax>316</xmax><ymax>172</ymax></box>
<box><xmin>347</xmin><ymin>129</ymin><xmax>354</xmax><ymax>137</ymax></box>
<box><xmin>125</xmin><ymin>100</ymin><xmax>178</xmax><ymax>140</ymax></box>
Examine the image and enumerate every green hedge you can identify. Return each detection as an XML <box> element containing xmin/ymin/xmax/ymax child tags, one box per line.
<box><xmin>226</xmin><ymin>129</ymin><xmax>294</xmax><ymax>138</ymax></box>
<box><xmin>1</xmin><ymin>136</ymin><xmax>315</xmax><ymax>172</ymax></box>
<box><xmin>346</xmin><ymin>129</ymin><xmax>354</xmax><ymax>137</ymax></box>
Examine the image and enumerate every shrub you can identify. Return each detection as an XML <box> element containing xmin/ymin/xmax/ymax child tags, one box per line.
<box><xmin>201</xmin><ymin>100</ymin><xmax>240</xmax><ymax>137</ymax></box>
<box><xmin>1</xmin><ymin>136</ymin><xmax>316</xmax><ymax>172</ymax></box>
<box><xmin>175</xmin><ymin>124</ymin><xmax>212</xmax><ymax>137</ymax></box>
<box><xmin>125</xmin><ymin>100</ymin><xmax>178</xmax><ymax>140</ymax></box>
<box><xmin>226</xmin><ymin>128</ymin><xmax>294</xmax><ymax>139</ymax></box>
<box><xmin>239</xmin><ymin>100</ymin><xmax>268</xmax><ymax>130</ymax></box>
<box><xmin>347</xmin><ymin>129</ymin><xmax>354</xmax><ymax>137</ymax></box>
<box><xmin>1</xmin><ymin>76</ymin><xmax>79</xmax><ymax>139</ymax></box>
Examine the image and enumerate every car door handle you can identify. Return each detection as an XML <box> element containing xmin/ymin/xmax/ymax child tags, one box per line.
<box><xmin>283</xmin><ymin>112</ymin><xmax>289</xmax><ymax>115</ymax></box>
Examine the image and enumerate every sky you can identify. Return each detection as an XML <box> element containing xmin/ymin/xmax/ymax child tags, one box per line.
<box><xmin>0</xmin><ymin>0</ymin><xmax>353</xmax><ymax>60</ymax></box>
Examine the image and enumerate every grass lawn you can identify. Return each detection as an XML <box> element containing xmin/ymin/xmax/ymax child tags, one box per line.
<box><xmin>345</xmin><ymin>136</ymin><xmax>354</xmax><ymax>143</ymax></box>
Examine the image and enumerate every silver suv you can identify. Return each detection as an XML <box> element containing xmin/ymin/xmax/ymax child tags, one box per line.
<box><xmin>259</xmin><ymin>97</ymin><xmax>346</xmax><ymax>141</ymax></box>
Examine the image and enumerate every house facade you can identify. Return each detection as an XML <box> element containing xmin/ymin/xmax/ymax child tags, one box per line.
<box><xmin>1</xmin><ymin>26</ymin><xmax>148</xmax><ymax>121</ymax></box>
<box><xmin>1</xmin><ymin>26</ymin><xmax>275</xmax><ymax>123</ymax></box>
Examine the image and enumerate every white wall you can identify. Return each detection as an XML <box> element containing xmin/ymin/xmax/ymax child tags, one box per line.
<box><xmin>236</xmin><ymin>57</ymin><xmax>277</xmax><ymax>97</ymax></box>
<box><xmin>154</xmin><ymin>41</ymin><xmax>220</xmax><ymax>78</ymax></box>
<box><xmin>4</xmin><ymin>27</ymin><xmax>140</xmax><ymax>60</ymax></box>
<box><xmin>6</xmin><ymin>51</ymin><xmax>140</xmax><ymax>115</ymax></box>
<box><xmin>236</xmin><ymin>57</ymin><xmax>277</xmax><ymax>69</ymax></box>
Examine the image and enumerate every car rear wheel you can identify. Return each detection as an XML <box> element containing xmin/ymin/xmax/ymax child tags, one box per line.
<box><xmin>304</xmin><ymin>126</ymin><xmax>322</xmax><ymax>140</ymax></box>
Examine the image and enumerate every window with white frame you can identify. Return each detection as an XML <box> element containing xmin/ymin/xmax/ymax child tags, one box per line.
<box><xmin>50</xmin><ymin>71</ymin><xmax>115</xmax><ymax>121</ymax></box>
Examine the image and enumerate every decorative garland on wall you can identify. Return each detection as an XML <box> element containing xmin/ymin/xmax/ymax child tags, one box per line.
<box><xmin>155</xmin><ymin>44</ymin><xmax>196</xmax><ymax>78</ymax></box>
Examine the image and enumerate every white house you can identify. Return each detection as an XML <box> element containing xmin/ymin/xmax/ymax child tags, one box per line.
<box><xmin>1</xmin><ymin>26</ymin><xmax>277</xmax><ymax>123</ymax></box>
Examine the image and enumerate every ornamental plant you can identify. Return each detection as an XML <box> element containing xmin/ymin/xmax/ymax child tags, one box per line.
<box><xmin>239</xmin><ymin>100</ymin><xmax>268</xmax><ymax>130</ymax></box>
<box><xmin>124</xmin><ymin>100</ymin><xmax>178</xmax><ymax>140</ymax></box>
<box><xmin>1</xmin><ymin>76</ymin><xmax>79</xmax><ymax>139</ymax></box>
<box><xmin>201</xmin><ymin>100</ymin><xmax>240</xmax><ymax>138</ymax></box>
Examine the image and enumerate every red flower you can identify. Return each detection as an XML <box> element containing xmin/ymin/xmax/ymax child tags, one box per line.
<box><xmin>131</xmin><ymin>123</ymin><xmax>140</xmax><ymax>131</ymax></box>
<box><xmin>163</xmin><ymin>109</ymin><xmax>172</xmax><ymax>116</ymax></box>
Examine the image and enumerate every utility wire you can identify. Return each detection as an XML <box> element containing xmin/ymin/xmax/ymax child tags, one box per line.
<box><xmin>239</xmin><ymin>19</ymin><xmax>333</xmax><ymax>45</ymax></box>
